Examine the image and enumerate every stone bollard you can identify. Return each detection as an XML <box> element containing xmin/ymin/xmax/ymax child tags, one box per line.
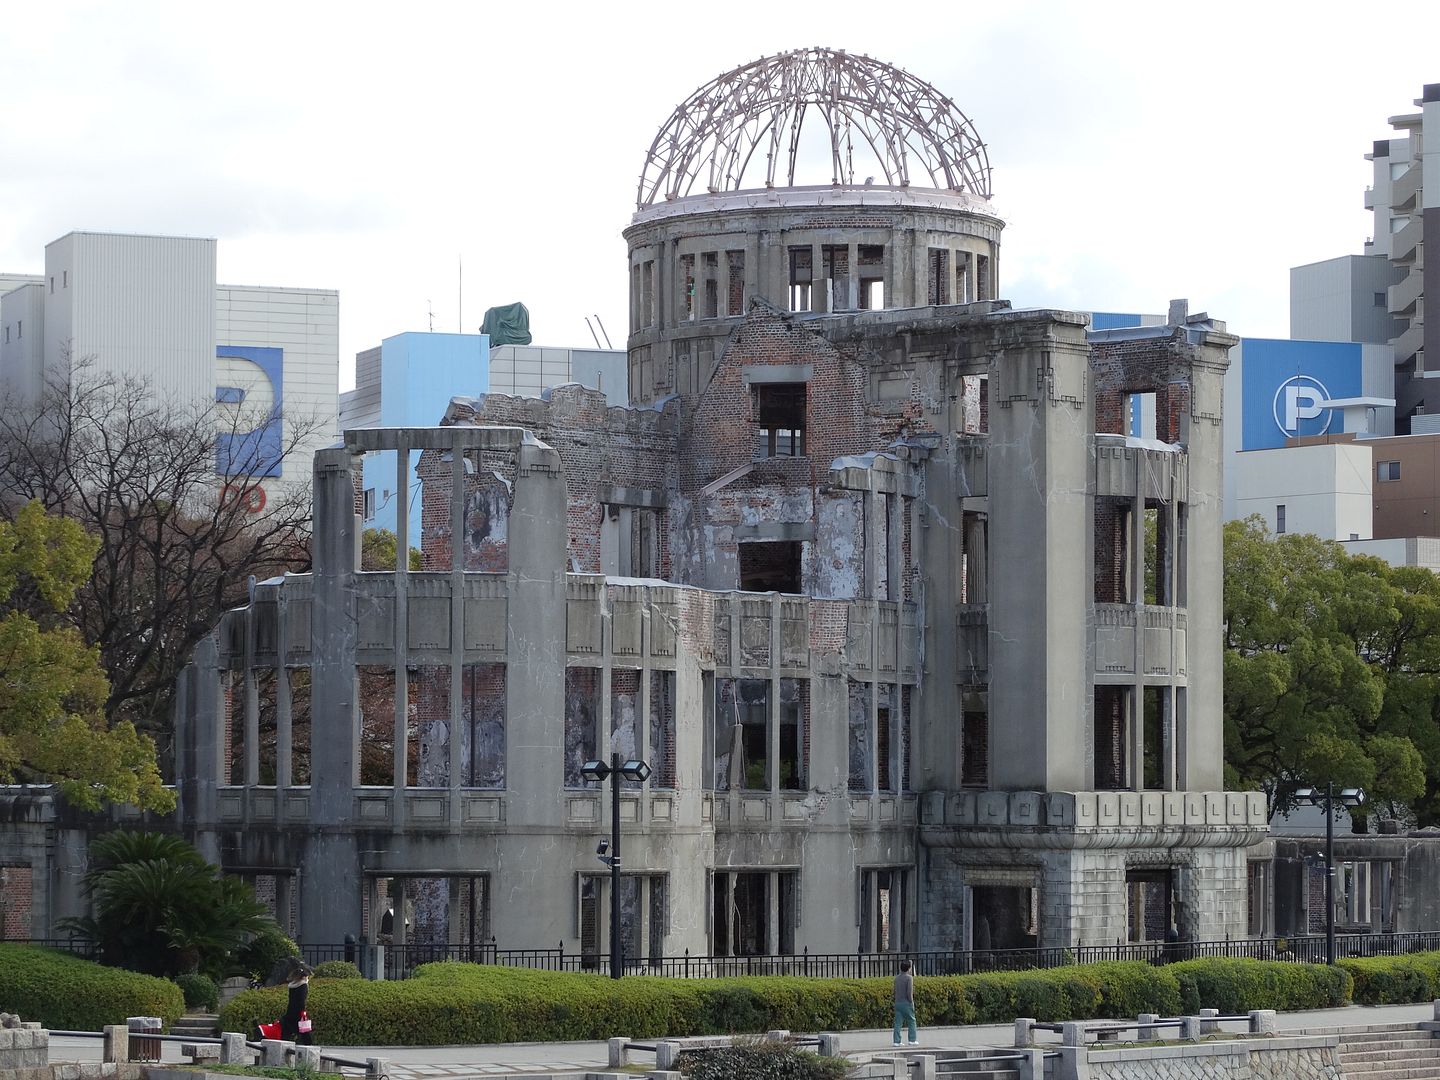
<box><xmin>608</xmin><ymin>1037</ymin><xmax>630</xmax><ymax>1068</ymax></box>
<box><xmin>764</xmin><ymin>1029</ymin><xmax>790</xmax><ymax>1042</ymax></box>
<box><xmin>294</xmin><ymin>1046</ymin><xmax>321</xmax><ymax>1071</ymax></box>
<box><xmin>890</xmin><ymin>1055</ymin><xmax>907</xmax><ymax>1080</ymax></box>
<box><xmin>1248</xmin><ymin>1009</ymin><xmax>1277</xmax><ymax>1035</ymax></box>
<box><xmin>1199</xmin><ymin>1008</ymin><xmax>1220</xmax><ymax>1034</ymax></box>
<box><xmin>220</xmin><ymin>1032</ymin><xmax>248</xmax><ymax>1065</ymax></box>
<box><xmin>1020</xmin><ymin>1047</ymin><xmax>1045</xmax><ymax>1080</ymax></box>
<box><xmin>818</xmin><ymin>1033</ymin><xmax>843</xmax><ymax>1057</ymax></box>
<box><xmin>646</xmin><ymin>1073</ymin><xmax>683</xmax><ymax>1080</ymax></box>
<box><xmin>1057</xmin><ymin>1045</ymin><xmax>1091</xmax><ymax>1080</ymax></box>
<box><xmin>1015</xmin><ymin>1017</ymin><xmax>1035</xmax><ymax>1047</ymax></box>
<box><xmin>655</xmin><ymin>1041</ymin><xmax>683</xmax><ymax>1071</ymax></box>
<box><xmin>1062</xmin><ymin>1021</ymin><xmax>1087</xmax><ymax>1047</ymax></box>
<box><xmin>915</xmin><ymin>1054</ymin><xmax>938</xmax><ymax>1080</ymax></box>
<box><xmin>1180</xmin><ymin>1016</ymin><xmax>1201</xmax><ymax>1041</ymax></box>
<box><xmin>261</xmin><ymin>1039</ymin><xmax>289</xmax><ymax>1066</ymax></box>
<box><xmin>102</xmin><ymin>1025</ymin><xmax>129</xmax><ymax>1064</ymax></box>
<box><xmin>1137</xmin><ymin>1013</ymin><xmax>1158</xmax><ymax>1041</ymax></box>
<box><xmin>1434</xmin><ymin>1000</ymin><xmax>1440</xmax><ymax>1023</ymax></box>
<box><xmin>365</xmin><ymin>1057</ymin><xmax>390</xmax><ymax>1080</ymax></box>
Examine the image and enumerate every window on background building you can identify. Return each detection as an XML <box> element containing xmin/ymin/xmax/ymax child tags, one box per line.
<box><xmin>1379</xmin><ymin>461</ymin><xmax>1401</xmax><ymax>481</ymax></box>
<box><xmin>362</xmin><ymin>489</ymin><xmax>376</xmax><ymax>521</ymax></box>
<box><xmin>1375</xmin><ymin>292</ymin><xmax>1387</xmax><ymax>307</ymax></box>
<box><xmin>788</xmin><ymin>248</ymin><xmax>812</xmax><ymax>311</ymax></box>
<box><xmin>1276</xmin><ymin>504</ymin><xmax>1286</xmax><ymax>534</ymax></box>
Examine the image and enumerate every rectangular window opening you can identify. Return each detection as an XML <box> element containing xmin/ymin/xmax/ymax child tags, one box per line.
<box><xmin>778</xmin><ymin>677</ymin><xmax>807</xmax><ymax>791</ymax></box>
<box><xmin>564</xmin><ymin>667</ymin><xmax>601</xmax><ymax>788</ymax></box>
<box><xmin>754</xmin><ymin>382</ymin><xmax>807</xmax><ymax>458</ymax></box>
<box><xmin>1142</xmin><ymin>685</ymin><xmax>1167</xmax><ymax>791</ymax></box>
<box><xmin>726</xmin><ymin>250</ymin><xmax>745</xmax><ymax>316</ymax></box>
<box><xmin>703</xmin><ymin>252</ymin><xmax>719</xmax><ymax>318</ymax></box>
<box><xmin>463</xmin><ymin>662</ymin><xmax>506</xmax><ymax>788</ymax></box>
<box><xmin>1094</xmin><ymin>685</ymin><xmax>1129</xmax><ymax>790</ymax></box>
<box><xmin>822</xmin><ymin>245</ymin><xmax>850</xmax><ymax>310</ymax></box>
<box><xmin>788</xmin><ymin>248</ymin><xmax>812</xmax><ymax>311</ymax></box>
<box><xmin>858</xmin><ymin>245</ymin><xmax>885</xmax><ymax>310</ymax></box>
<box><xmin>976</xmin><ymin>254</ymin><xmax>991</xmax><ymax>301</ymax></box>
<box><xmin>738</xmin><ymin>540</ymin><xmax>802</xmax><ymax>594</ymax></box>
<box><xmin>680</xmin><ymin>253</ymin><xmax>696</xmax><ymax>321</ymax></box>
<box><xmin>1379</xmin><ymin>460</ymin><xmax>1401</xmax><ymax>481</ymax></box>
<box><xmin>961</xmin><ymin>701</ymin><xmax>989</xmax><ymax>787</ymax></box>
<box><xmin>927</xmin><ymin>248</ymin><xmax>950</xmax><ymax>305</ymax></box>
<box><xmin>1276</xmin><ymin>504</ymin><xmax>1287</xmax><ymax>534</ymax></box>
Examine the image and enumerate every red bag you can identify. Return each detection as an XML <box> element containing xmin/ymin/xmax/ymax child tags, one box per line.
<box><xmin>257</xmin><ymin>1021</ymin><xmax>281</xmax><ymax>1040</ymax></box>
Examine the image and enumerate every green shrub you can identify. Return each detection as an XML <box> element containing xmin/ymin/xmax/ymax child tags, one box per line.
<box><xmin>1340</xmin><ymin>952</ymin><xmax>1440</xmax><ymax>1004</ymax></box>
<box><xmin>0</xmin><ymin>944</ymin><xmax>185</xmax><ymax>1030</ymax></box>
<box><xmin>213</xmin><ymin>955</ymin><xmax>1352</xmax><ymax>1047</ymax></box>
<box><xmin>235</xmin><ymin>930</ymin><xmax>299</xmax><ymax>982</ymax></box>
<box><xmin>679</xmin><ymin>1039</ymin><xmax>849</xmax><ymax>1079</ymax></box>
<box><xmin>312</xmin><ymin>961</ymin><xmax>363</xmax><ymax>980</ymax></box>
<box><xmin>1168</xmin><ymin>958</ymin><xmax>1350</xmax><ymax>1013</ymax></box>
<box><xmin>174</xmin><ymin>972</ymin><xmax>220</xmax><ymax>1011</ymax></box>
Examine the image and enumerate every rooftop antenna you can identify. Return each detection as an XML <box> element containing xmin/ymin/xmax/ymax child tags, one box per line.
<box><xmin>584</xmin><ymin>316</ymin><xmax>603</xmax><ymax>349</ymax></box>
<box><xmin>427</xmin><ymin>301</ymin><xmax>435</xmax><ymax>333</ymax></box>
<box><xmin>458</xmin><ymin>255</ymin><xmax>463</xmax><ymax>334</ymax></box>
<box><xmin>593</xmin><ymin>314</ymin><xmax>614</xmax><ymax>349</ymax></box>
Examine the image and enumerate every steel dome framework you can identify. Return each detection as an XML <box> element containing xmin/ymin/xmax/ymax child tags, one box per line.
<box><xmin>637</xmin><ymin>48</ymin><xmax>992</xmax><ymax>211</ymax></box>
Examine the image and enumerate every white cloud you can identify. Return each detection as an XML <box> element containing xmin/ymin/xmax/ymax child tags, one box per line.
<box><xmin>3</xmin><ymin>0</ymin><xmax>1438</xmax><ymax>387</ymax></box>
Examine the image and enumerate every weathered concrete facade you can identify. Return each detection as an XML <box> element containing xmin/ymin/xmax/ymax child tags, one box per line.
<box><xmin>4</xmin><ymin>49</ymin><xmax>1272</xmax><ymax>957</ymax></box>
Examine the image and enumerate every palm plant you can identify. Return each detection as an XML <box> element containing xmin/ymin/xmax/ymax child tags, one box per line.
<box><xmin>59</xmin><ymin>831</ymin><xmax>280</xmax><ymax>977</ymax></box>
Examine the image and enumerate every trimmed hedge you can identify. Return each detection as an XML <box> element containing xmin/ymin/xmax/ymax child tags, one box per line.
<box><xmin>679</xmin><ymin>1040</ymin><xmax>850</xmax><ymax>1078</ymax></box>
<box><xmin>174</xmin><ymin>972</ymin><xmax>220</xmax><ymax>1012</ymax></box>
<box><xmin>1340</xmin><ymin>951</ymin><xmax>1440</xmax><ymax>1004</ymax></box>
<box><xmin>0</xmin><ymin>944</ymin><xmax>185</xmax><ymax>1030</ymax></box>
<box><xmin>312</xmin><ymin>961</ymin><xmax>364</xmax><ymax>980</ymax></box>
<box><xmin>1167</xmin><ymin>957</ymin><xmax>1350</xmax><ymax>1014</ymax></box>
<box><xmin>218</xmin><ymin>956</ymin><xmax>1340</xmax><ymax>1046</ymax></box>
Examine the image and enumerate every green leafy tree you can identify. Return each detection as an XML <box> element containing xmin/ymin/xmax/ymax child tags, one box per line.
<box><xmin>0</xmin><ymin>501</ymin><xmax>172</xmax><ymax>811</ymax></box>
<box><xmin>361</xmin><ymin>528</ymin><xmax>421</xmax><ymax>571</ymax></box>
<box><xmin>60</xmin><ymin>832</ymin><xmax>278</xmax><ymax>978</ymax></box>
<box><xmin>1223</xmin><ymin>517</ymin><xmax>1429</xmax><ymax>824</ymax></box>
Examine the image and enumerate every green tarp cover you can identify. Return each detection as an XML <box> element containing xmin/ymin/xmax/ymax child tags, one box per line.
<box><xmin>480</xmin><ymin>302</ymin><xmax>532</xmax><ymax>347</ymax></box>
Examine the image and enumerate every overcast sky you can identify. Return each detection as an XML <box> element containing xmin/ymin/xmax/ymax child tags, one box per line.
<box><xmin>3</xmin><ymin>2</ymin><xmax>1439</xmax><ymax>391</ymax></box>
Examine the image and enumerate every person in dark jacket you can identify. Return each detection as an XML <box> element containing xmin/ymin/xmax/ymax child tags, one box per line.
<box><xmin>277</xmin><ymin>958</ymin><xmax>314</xmax><ymax>1044</ymax></box>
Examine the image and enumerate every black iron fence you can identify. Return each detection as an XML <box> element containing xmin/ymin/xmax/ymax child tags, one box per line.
<box><xmin>28</xmin><ymin>928</ymin><xmax>1440</xmax><ymax>981</ymax></box>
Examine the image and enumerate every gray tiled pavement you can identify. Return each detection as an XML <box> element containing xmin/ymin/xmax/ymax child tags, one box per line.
<box><xmin>47</xmin><ymin>1001</ymin><xmax>1439</xmax><ymax>1079</ymax></box>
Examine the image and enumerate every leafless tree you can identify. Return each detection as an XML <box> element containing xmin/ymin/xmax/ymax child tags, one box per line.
<box><xmin>0</xmin><ymin>355</ymin><xmax>323</xmax><ymax>770</ymax></box>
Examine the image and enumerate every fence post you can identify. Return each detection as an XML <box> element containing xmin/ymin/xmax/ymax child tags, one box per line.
<box><xmin>366</xmin><ymin>1057</ymin><xmax>390</xmax><ymax>1080</ymax></box>
<box><xmin>262</xmin><ymin>1040</ymin><xmax>289</xmax><ymax>1066</ymax></box>
<box><xmin>608</xmin><ymin>1038</ymin><xmax>629</xmax><ymax>1067</ymax></box>
<box><xmin>1249</xmin><ymin>1010</ymin><xmax>1277</xmax><ymax>1034</ymax></box>
<box><xmin>804</xmin><ymin>945</ymin><xmax>810</xmax><ymax>978</ymax></box>
<box><xmin>1137</xmin><ymin>1014</ymin><xmax>1157</xmax><ymax>1041</ymax></box>
<box><xmin>915</xmin><ymin>1054</ymin><xmax>938</xmax><ymax>1080</ymax></box>
<box><xmin>1014</xmin><ymin>1018</ymin><xmax>1035</xmax><ymax>1048</ymax></box>
<box><xmin>1180</xmin><ymin>1016</ymin><xmax>1201</xmax><ymax>1041</ymax></box>
<box><xmin>1020</xmin><ymin>1047</ymin><xmax>1045</xmax><ymax>1080</ymax></box>
<box><xmin>818</xmin><ymin>1034</ymin><xmax>843</xmax><ymax>1057</ymax></box>
<box><xmin>102</xmin><ymin>1025</ymin><xmax>129</xmax><ymax>1064</ymax></box>
<box><xmin>1198</xmin><ymin>1009</ymin><xmax>1219</xmax><ymax>1035</ymax></box>
<box><xmin>1057</xmin><ymin>1045</ymin><xmax>1091</xmax><ymax>1080</ymax></box>
<box><xmin>1062</xmin><ymin>1022</ymin><xmax>1086</xmax><ymax>1047</ymax></box>
<box><xmin>685</xmin><ymin>947</ymin><xmax>690</xmax><ymax>979</ymax></box>
<box><xmin>220</xmin><ymin>1032</ymin><xmax>247</xmax><ymax>1064</ymax></box>
<box><xmin>656</xmin><ymin>1041</ymin><xmax>682</xmax><ymax>1070</ymax></box>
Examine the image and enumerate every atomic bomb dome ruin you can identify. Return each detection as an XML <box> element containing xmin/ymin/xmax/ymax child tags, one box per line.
<box><xmin>4</xmin><ymin>48</ymin><xmax>1269</xmax><ymax>968</ymax></box>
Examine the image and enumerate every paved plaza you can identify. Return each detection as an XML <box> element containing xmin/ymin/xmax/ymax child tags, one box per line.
<box><xmin>42</xmin><ymin>1002</ymin><xmax>1439</xmax><ymax>1078</ymax></box>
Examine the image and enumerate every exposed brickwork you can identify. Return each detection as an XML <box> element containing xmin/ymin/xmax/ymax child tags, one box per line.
<box><xmin>0</xmin><ymin>865</ymin><xmax>32</xmax><ymax>939</ymax></box>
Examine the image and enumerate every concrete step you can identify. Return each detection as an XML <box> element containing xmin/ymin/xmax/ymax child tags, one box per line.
<box><xmin>1337</xmin><ymin>1068</ymin><xmax>1440</xmax><ymax>1080</ymax></box>
<box><xmin>1340</xmin><ymin>1042</ymin><xmax>1440</xmax><ymax>1057</ymax></box>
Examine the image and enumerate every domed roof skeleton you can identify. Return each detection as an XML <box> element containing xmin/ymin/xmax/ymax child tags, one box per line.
<box><xmin>636</xmin><ymin>47</ymin><xmax>992</xmax><ymax>211</ymax></box>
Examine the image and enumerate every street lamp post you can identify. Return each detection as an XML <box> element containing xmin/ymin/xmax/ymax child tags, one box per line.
<box><xmin>580</xmin><ymin>752</ymin><xmax>651</xmax><ymax>980</ymax></box>
<box><xmin>1294</xmin><ymin>783</ymin><xmax>1366</xmax><ymax>965</ymax></box>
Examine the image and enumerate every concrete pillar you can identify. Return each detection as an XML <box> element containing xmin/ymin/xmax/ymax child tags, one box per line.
<box><xmin>818</xmin><ymin>1034</ymin><xmax>843</xmax><ymax>1057</ymax></box>
<box><xmin>366</xmin><ymin>1058</ymin><xmax>390</xmax><ymax>1080</ymax></box>
<box><xmin>656</xmin><ymin>1041</ymin><xmax>682</xmax><ymax>1070</ymax></box>
<box><xmin>102</xmin><ymin>1026</ymin><xmax>128</xmax><ymax>1063</ymax></box>
<box><xmin>1248</xmin><ymin>1010</ymin><xmax>1276</xmax><ymax>1035</ymax></box>
<box><xmin>1020</xmin><ymin>1048</ymin><xmax>1045</xmax><ymax>1080</ymax></box>
<box><xmin>261</xmin><ymin>1040</ymin><xmax>288</xmax><ymax>1066</ymax></box>
<box><xmin>1137</xmin><ymin>1013</ymin><xmax>1158</xmax><ymax>1041</ymax></box>
<box><xmin>391</xmin><ymin>437</ymin><xmax>411</xmax><ymax>826</ymax></box>
<box><xmin>1199</xmin><ymin>1008</ymin><xmax>1220</xmax><ymax>1034</ymax></box>
<box><xmin>608</xmin><ymin>1038</ymin><xmax>630</xmax><ymax>1067</ymax></box>
<box><xmin>1056</xmin><ymin>1045</ymin><xmax>1090</xmax><ymax>1080</ymax></box>
<box><xmin>1180</xmin><ymin>1016</ymin><xmax>1201</xmax><ymax>1040</ymax></box>
<box><xmin>1062</xmin><ymin>1022</ymin><xmax>1086</xmax><ymax>1047</ymax></box>
<box><xmin>300</xmin><ymin>447</ymin><xmax>363</xmax><ymax>944</ymax></box>
<box><xmin>986</xmin><ymin>315</ymin><xmax>1093</xmax><ymax>790</ymax></box>
<box><xmin>1014</xmin><ymin>1018</ymin><xmax>1034</xmax><ymax>1047</ymax></box>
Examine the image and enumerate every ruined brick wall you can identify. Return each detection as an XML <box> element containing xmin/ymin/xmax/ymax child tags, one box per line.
<box><xmin>418</xmin><ymin>386</ymin><xmax>678</xmax><ymax>574</ymax></box>
<box><xmin>0</xmin><ymin>865</ymin><xmax>32</xmax><ymax>939</ymax></box>
<box><xmin>1090</xmin><ymin>333</ymin><xmax>1194</xmax><ymax>443</ymax></box>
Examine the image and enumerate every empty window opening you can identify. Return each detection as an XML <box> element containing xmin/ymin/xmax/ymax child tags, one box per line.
<box><xmin>712</xmin><ymin>870</ymin><xmax>797</xmax><ymax>956</ymax></box>
<box><xmin>1129</xmin><ymin>391</ymin><xmax>1156</xmax><ymax>439</ymax></box>
<box><xmin>1247</xmin><ymin>861</ymin><xmax>1271</xmax><ymax>937</ymax></box>
<box><xmin>877</xmin><ymin>696</ymin><xmax>893</xmax><ymax>793</ymax></box>
<box><xmin>861</xmin><ymin>868</ymin><xmax>910</xmax><ymax>952</ymax></box>
<box><xmin>715</xmin><ymin>678</ymin><xmax>768</xmax><ymax>790</ymax></box>
<box><xmin>858</xmin><ymin>245</ymin><xmax>885</xmax><ymax>309</ymax></box>
<box><xmin>754</xmin><ymin>381</ymin><xmax>807</xmax><ymax>458</ymax></box>
<box><xmin>702</xmin><ymin>252</ymin><xmax>719</xmax><ymax>318</ymax></box>
<box><xmin>288</xmin><ymin>667</ymin><xmax>311</xmax><ymax>785</ymax></box>
<box><xmin>823</xmin><ymin>244</ymin><xmax>850</xmax><ymax>310</ymax></box>
<box><xmin>1094</xmin><ymin>685</ymin><xmax>1129</xmax><ymax>790</ymax></box>
<box><xmin>788</xmin><ymin>247</ymin><xmax>813</xmax><ymax>311</ymax></box>
<box><xmin>970</xmin><ymin>884</ymin><xmax>1038</xmax><ymax>951</ymax></box>
<box><xmin>362</xmin><ymin>488</ymin><xmax>376</xmax><ymax>522</ymax></box>
<box><xmin>1175</xmin><ymin>505</ymin><xmax>1188</xmax><ymax>607</ymax></box>
<box><xmin>649</xmin><ymin>670</ymin><xmax>677</xmax><ymax>788</ymax></box>
<box><xmin>927</xmin><ymin>248</ymin><xmax>951</xmax><ymax>305</ymax></box>
<box><xmin>961</xmin><ymin>702</ymin><xmax>989</xmax><ymax>787</ymax></box>
<box><xmin>739</xmin><ymin>540</ymin><xmax>802</xmax><ymax>593</ymax></box>
<box><xmin>779</xmin><ymin>677</ymin><xmax>807</xmax><ymax>791</ymax></box>
<box><xmin>1094</xmin><ymin>497</ymin><xmax>1130</xmax><ymax>604</ymax></box>
<box><xmin>370</xmin><ymin>874</ymin><xmax>491</xmax><ymax>972</ymax></box>
<box><xmin>1379</xmin><ymin>460</ymin><xmax>1401</xmax><ymax>481</ymax></box>
<box><xmin>955</xmin><ymin>253</ymin><xmax>972</xmax><ymax>304</ymax></box>
<box><xmin>679</xmin><ymin>253</ymin><xmax>696</xmax><ymax>321</ymax></box>
<box><xmin>463</xmin><ymin>662</ymin><xmax>506</xmax><ymax>788</ymax></box>
<box><xmin>726</xmin><ymin>250</ymin><xmax>745</xmax><ymax>315</ymax></box>
<box><xmin>847</xmin><ymin>680</ymin><xmax>870</xmax><ymax>792</ymax></box>
<box><xmin>1126</xmin><ymin>868</ymin><xmax>1174</xmax><ymax>944</ymax></box>
<box><xmin>1276</xmin><ymin>504</ymin><xmax>1287</xmax><ymax>535</ymax></box>
<box><xmin>611</xmin><ymin>667</ymin><xmax>642</xmax><ymax>788</ymax></box>
<box><xmin>976</xmin><ymin>254</ymin><xmax>992</xmax><ymax>301</ymax></box>
<box><xmin>564</xmin><ymin>666</ymin><xmax>600</xmax><ymax>788</ymax></box>
<box><xmin>641</xmin><ymin>261</ymin><xmax>655</xmax><ymax>327</ymax></box>
<box><xmin>408</xmin><ymin>664</ymin><xmax>450</xmax><ymax>787</ymax></box>
<box><xmin>1142</xmin><ymin>685</ymin><xmax>1168</xmax><ymax>791</ymax></box>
